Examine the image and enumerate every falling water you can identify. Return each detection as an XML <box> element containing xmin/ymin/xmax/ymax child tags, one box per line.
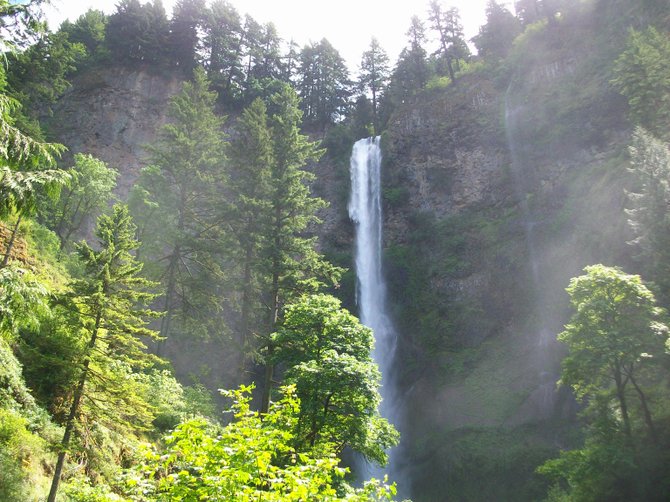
<box><xmin>504</xmin><ymin>82</ymin><xmax>557</xmax><ymax>418</ymax></box>
<box><xmin>348</xmin><ymin>137</ymin><xmax>401</xmax><ymax>483</ymax></box>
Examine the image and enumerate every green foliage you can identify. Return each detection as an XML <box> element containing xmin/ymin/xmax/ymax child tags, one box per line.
<box><xmin>62</xmin><ymin>478</ymin><xmax>125</xmax><ymax>502</ymax></box>
<box><xmin>411</xmin><ymin>425</ymin><xmax>559</xmax><ymax>502</ymax></box>
<box><xmin>612</xmin><ymin>27</ymin><xmax>670</xmax><ymax>136</ymax></box>
<box><xmin>48</xmin><ymin>205</ymin><xmax>164</xmax><ymax>500</ymax></box>
<box><xmin>105</xmin><ymin>0</ymin><xmax>170</xmax><ymax>66</ymax></box>
<box><xmin>272</xmin><ymin>294</ymin><xmax>399</xmax><ymax>465</ymax></box>
<box><xmin>298</xmin><ymin>38</ymin><xmax>352</xmax><ymax>128</ymax></box>
<box><xmin>473</xmin><ymin>1</ymin><xmax>521</xmax><ymax>61</ymax></box>
<box><xmin>427</xmin><ymin>3</ymin><xmax>469</xmax><ymax>82</ymax></box>
<box><xmin>359</xmin><ymin>38</ymin><xmax>390</xmax><ymax>133</ymax></box>
<box><xmin>5</xmin><ymin>30</ymin><xmax>86</xmax><ymax>117</ymax></box>
<box><xmin>39</xmin><ymin>153</ymin><xmax>118</xmax><ymax>248</ymax></box>
<box><xmin>0</xmin><ymin>264</ymin><xmax>50</xmax><ymax>341</ymax></box>
<box><xmin>132</xmin><ymin>369</ymin><xmax>216</xmax><ymax>433</ymax></box>
<box><xmin>558</xmin><ymin>264</ymin><xmax>667</xmax><ymax>404</ymax></box>
<box><xmin>59</xmin><ymin>9</ymin><xmax>109</xmax><ymax>64</ymax></box>
<box><xmin>132</xmin><ymin>67</ymin><xmax>227</xmax><ymax>341</ymax></box>
<box><xmin>0</xmin><ymin>408</ymin><xmax>50</xmax><ymax>501</ymax></box>
<box><xmin>124</xmin><ymin>385</ymin><xmax>397</xmax><ymax>501</ymax></box>
<box><xmin>538</xmin><ymin>265</ymin><xmax>670</xmax><ymax>501</ymax></box>
<box><xmin>625</xmin><ymin>128</ymin><xmax>670</xmax><ymax>299</ymax></box>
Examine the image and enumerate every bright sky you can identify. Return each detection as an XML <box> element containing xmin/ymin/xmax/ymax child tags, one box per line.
<box><xmin>44</xmin><ymin>0</ymin><xmax>512</xmax><ymax>69</ymax></box>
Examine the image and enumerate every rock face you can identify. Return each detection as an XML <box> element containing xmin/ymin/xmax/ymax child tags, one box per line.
<box><xmin>49</xmin><ymin>67</ymin><xmax>182</xmax><ymax>199</ymax></box>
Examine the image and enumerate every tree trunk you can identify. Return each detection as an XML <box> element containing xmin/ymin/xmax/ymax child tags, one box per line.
<box><xmin>1</xmin><ymin>213</ymin><xmax>22</xmax><ymax>268</ymax></box>
<box><xmin>260</xmin><ymin>281</ymin><xmax>279</xmax><ymax>414</ymax></box>
<box><xmin>157</xmin><ymin>248</ymin><xmax>179</xmax><ymax>355</ymax></box>
<box><xmin>47</xmin><ymin>309</ymin><xmax>102</xmax><ymax>502</ymax></box>
<box><xmin>238</xmin><ymin>240</ymin><xmax>254</xmax><ymax>375</ymax></box>
<box><xmin>629</xmin><ymin>371</ymin><xmax>658</xmax><ymax>441</ymax></box>
<box><xmin>260</xmin><ymin>202</ymin><xmax>282</xmax><ymax>414</ymax></box>
<box><xmin>614</xmin><ymin>367</ymin><xmax>632</xmax><ymax>438</ymax></box>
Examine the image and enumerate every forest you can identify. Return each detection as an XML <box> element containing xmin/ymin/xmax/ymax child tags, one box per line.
<box><xmin>1</xmin><ymin>0</ymin><xmax>670</xmax><ymax>500</ymax></box>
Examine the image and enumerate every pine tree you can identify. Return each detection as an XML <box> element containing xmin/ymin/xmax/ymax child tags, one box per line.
<box><xmin>297</xmin><ymin>38</ymin><xmax>351</xmax><ymax>128</ymax></box>
<box><xmin>47</xmin><ymin>205</ymin><xmax>161</xmax><ymax>502</ymax></box>
<box><xmin>625</xmin><ymin>127</ymin><xmax>670</xmax><ymax>300</ymax></box>
<box><xmin>387</xmin><ymin>16</ymin><xmax>430</xmax><ymax>108</ymax></box>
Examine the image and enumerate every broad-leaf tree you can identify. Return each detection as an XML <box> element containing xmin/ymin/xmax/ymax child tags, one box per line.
<box><xmin>38</xmin><ymin>153</ymin><xmax>118</xmax><ymax>248</ymax></box>
<box><xmin>272</xmin><ymin>294</ymin><xmax>399</xmax><ymax>466</ymax></box>
<box><xmin>126</xmin><ymin>385</ymin><xmax>397</xmax><ymax>501</ymax></box>
<box><xmin>558</xmin><ymin>264</ymin><xmax>668</xmax><ymax>440</ymax></box>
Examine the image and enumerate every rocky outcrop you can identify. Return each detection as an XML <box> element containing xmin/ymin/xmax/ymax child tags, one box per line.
<box><xmin>48</xmin><ymin>66</ymin><xmax>182</xmax><ymax>199</ymax></box>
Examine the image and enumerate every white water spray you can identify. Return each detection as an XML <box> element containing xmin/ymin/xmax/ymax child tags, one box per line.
<box><xmin>504</xmin><ymin>82</ymin><xmax>558</xmax><ymax>418</ymax></box>
<box><xmin>348</xmin><ymin>137</ymin><xmax>401</xmax><ymax>482</ymax></box>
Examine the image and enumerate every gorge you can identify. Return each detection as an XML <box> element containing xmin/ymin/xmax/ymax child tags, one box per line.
<box><xmin>2</xmin><ymin>0</ymin><xmax>670</xmax><ymax>500</ymax></box>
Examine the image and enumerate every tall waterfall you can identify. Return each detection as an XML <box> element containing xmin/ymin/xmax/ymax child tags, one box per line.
<box><xmin>504</xmin><ymin>83</ymin><xmax>558</xmax><ymax>417</ymax></box>
<box><xmin>348</xmin><ymin>137</ymin><xmax>400</xmax><ymax>481</ymax></box>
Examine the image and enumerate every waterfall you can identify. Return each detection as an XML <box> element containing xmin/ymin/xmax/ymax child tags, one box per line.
<box><xmin>504</xmin><ymin>82</ymin><xmax>558</xmax><ymax>417</ymax></box>
<box><xmin>348</xmin><ymin>137</ymin><xmax>401</xmax><ymax>483</ymax></box>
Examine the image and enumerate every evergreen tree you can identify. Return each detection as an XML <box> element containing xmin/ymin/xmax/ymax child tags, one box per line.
<box><xmin>169</xmin><ymin>0</ymin><xmax>205</xmax><ymax>73</ymax></box>
<box><xmin>428</xmin><ymin>2</ymin><xmax>469</xmax><ymax>82</ymax></box>
<box><xmin>612</xmin><ymin>27</ymin><xmax>670</xmax><ymax>138</ymax></box>
<box><xmin>59</xmin><ymin>9</ymin><xmax>108</xmax><ymax>61</ymax></box>
<box><xmin>358</xmin><ymin>38</ymin><xmax>390</xmax><ymax>134</ymax></box>
<box><xmin>5</xmin><ymin>30</ymin><xmax>85</xmax><ymax>118</ymax></box>
<box><xmin>473</xmin><ymin>0</ymin><xmax>521</xmax><ymax>61</ymax></box>
<box><xmin>105</xmin><ymin>0</ymin><xmax>170</xmax><ymax>65</ymax></box>
<box><xmin>227</xmin><ymin>98</ymin><xmax>273</xmax><ymax>363</ymax></box>
<box><xmin>260</xmin><ymin>84</ymin><xmax>342</xmax><ymax>412</ymax></box>
<box><xmin>249</xmin><ymin>22</ymin><xmax>283</xmax><ymax>82</ymax></box>
<box><xmin>131</xmin><ymin>68</ymin><xmax>227</xmax><ymax>343</ymax></box>
<box><xmin>625</xmin><ymin>128</ymin><xmax>670</xmax><ymax>300</ymax></box>
<box><xmin>0</xmin><ymin>68</ymin><xmax>68</xmax><ymax>267</ymax></box>
<box><xmin>47</xmin><ymin>205</ymin><xmax>161</xmax><ymax>502</ymax></box>
<box><xmin>297</xmin><ymin>38</ymin><xmax>351</xmax><ymax>128</ymax></box>
<box><xmin>387</xmin><ymin>16</ymin><xmax>430</xmax><ymax>108</ymax></box>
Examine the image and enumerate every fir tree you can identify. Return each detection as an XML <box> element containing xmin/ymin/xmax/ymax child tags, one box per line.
<box><xmin>47</xmin><ymin>205</ymin><xmax>161</xmax><ymax>502</ymax></box>
<box><xmin>131</xmin><ymin>67</ymin><xmax>227</xmax><ymax>343</ymax></box>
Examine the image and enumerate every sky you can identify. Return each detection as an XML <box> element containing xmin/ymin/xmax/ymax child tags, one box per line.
<box><xmin>43</xmin><ymin>0</ymin><xmax>508</xmax><ymax>70</ymax></box>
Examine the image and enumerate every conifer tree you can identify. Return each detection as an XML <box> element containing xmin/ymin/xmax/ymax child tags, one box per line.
<box><xmin>47</xmin><ymin>205</ymin><xmax>161</xmax><ymax>502</ymax></box>
<box><xmin>428</xmin><ymin>2</ymin><xmax>469</xmax><ymax>82</ymax></box>
<box><xmin>131</xmin><ymin>67</ymin><xmax>227</xmax><ymax>343</ymax></box>
<box><xmin>227</xmin><ymin>97</ymin><xmax>273</xmax><ymax>361</ymax></box>
<box><xmin>260</xmin><ymin>85</ymin><xmax>342</xmax><ymax>412</ymax></box>
<box><xmin>387</xmin><ymin>16</ymin><xmax>430</xmax><ymax>108</ymax></box>
<box><xmin>358</xmin><ymin>38</ymin><xmax>390</xmax><ymax>134</ymax></box>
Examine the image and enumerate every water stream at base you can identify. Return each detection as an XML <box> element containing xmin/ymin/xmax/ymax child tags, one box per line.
<box><xmin>348</xmin><ymin>137</ymin><xmax>403</xmax><ymax>487</ymax></box>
